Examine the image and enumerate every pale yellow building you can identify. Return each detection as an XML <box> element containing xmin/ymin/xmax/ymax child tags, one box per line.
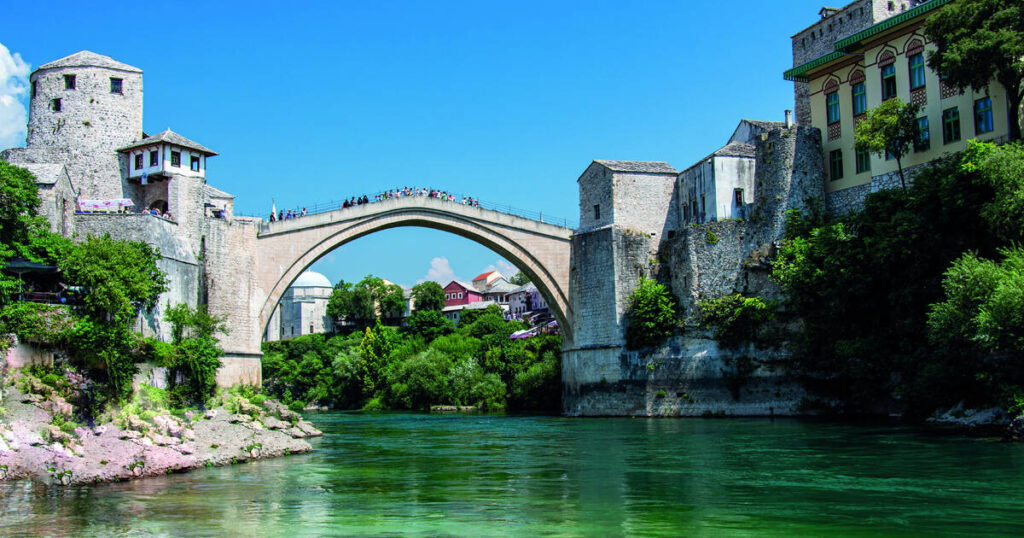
<box><xmin>784</xmin><ymin>0</ymin><xmax>1015</xmax><ymax>211</ymax></box>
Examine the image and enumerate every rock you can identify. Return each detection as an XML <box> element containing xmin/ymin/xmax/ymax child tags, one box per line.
<box><xmin>239</xmin><ymin>402</ymin><xmax>262</xmax><ymax>417</ymax></box>
<box><xmin>150</xmin><ymin>434</ymin><xmax>180</xmax><ymax>446</ymax></box>
<box><xmin>296</xmin><ymin>421</ymin><xmax>323</xmax><ymax>437</ymax></box>
<box><xmin>181</xmin><ymin>428</ymin><xmax>195</xmax><ymax>441</ymax></box>
<box><xmin>20</xmin><ymin>394</ymin><xmax>42</xmax><ymax>404</ymax></box>
<box><xmin>0</xmin><ymin>437</ymin><xmax>9</xmax><ymax>453</ymax></box>
<box><xmin>284</xmin><ymin>427</ymin><xmax>307</xmax><ymax>439</ymax></box>
<box><xmin>184</xmin><ymin>410</ymin><xmax>196</xmax><ymax>422</ymax></box>
<box><xmin>73</xmin><ymin>427</ymin><xmax>92</xmax><ymax>439</ymax></box>
<box><xmin>228</xmin><ymin>414</ymin><xmax>252</xmax><ymax>424</ymax></box>
<box><xmin>261</xmin><ymin>416</ymin><xmax>288</xmax><ymax>430</ymax></box>
<box><xmin>1008</xmin><ymin>415</ymin><xmax>1024</xmax><ymax>440</ymax></box>
<box><xmin>244</xmin><ymin>420</ymin><xmax>264</xmax><ymax>431</ymax></box>
<box><xmin>118</xmin><ymin>430</ymin><xmax>142</xmax><ymax>440</ymax></box>
<box><xmin>41</xmin><ymin>399</ymin><xmax>73</xmax><ymax>418</ymax></box>
<box><xmin>43</xmin><ymin>425</ymin><xmax>72</xmax><ymax>445</ymax></box>
<box><xmin>176</xmin><ymin>442</ymin><xmax>196</xmax><ymax>455</ymax></box>
<box><xmin>153</xmin><ymin>415</ymin><xmax>185</xmax><ymax>437</ymax></box>
<box><xmin>94</xmin><ymin>425</ymin><xmax>108</xmax><ymax>436</ymax></box>
<box><xmin>126</xmin><ymin>415</ymin><xmax>149</xmax><ymax>433</ymax></box>
<box><xmin>204</xmin><ymin>409</ymin><xmax>218</xmax><ymax>420</ymax></box>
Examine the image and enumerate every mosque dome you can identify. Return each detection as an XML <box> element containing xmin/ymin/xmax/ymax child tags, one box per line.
<box><xmin>291</xmin><ymin>271</ymin><xmax>332</xmax><ymax>289</ymax></box>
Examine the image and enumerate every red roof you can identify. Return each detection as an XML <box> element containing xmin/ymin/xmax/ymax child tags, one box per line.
<box><xmin>473</xmin><ymin>270</ymin><xmax>499</xmax><ymax>282</ymax></box>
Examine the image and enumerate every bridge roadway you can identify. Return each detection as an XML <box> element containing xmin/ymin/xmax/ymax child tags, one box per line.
<box><xmin>252</xmin><ymin>195</ymin><xmax>575</xmax><ymax>348</ymax></box>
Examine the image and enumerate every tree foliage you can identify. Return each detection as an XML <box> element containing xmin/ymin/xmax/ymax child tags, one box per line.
<box><xmin>410</xmin><ymin>281</ymin><xmax>445</xmax><ymax>312</ymax></box>
<box><xmin>60</xmin><ymin>235</ymin><xmax>167</xmax><ymax>323</ymax></box>
<box><xmin>509</xmin><ymin>271</ymin><xmax>531</xmax><ymax>286</ymax></box>
<box><xmin>770</xmin><ymin>143</ymin><xmax>1023</xmax><ymax>416</ymax></box>
<box><xmin>624</xmin><ymin>277</ymin><xmax>679</xmax><ymax>350</ymax></box>
<box><xmin>925</xmin><ymin>0</ymin><xmax>1024</xmax><ymax>140</ymax></box>
<box><xmin>697</xmin><ymin>294</ymin><xmax>776</xmax><ymax>346</ymax></box>
<box><xmin>854</xmin><ymin>98</ymin><xmax>921</xmax><ymax>191</ymax></box>
<box><xmin>327</xmin><ymin>275</ymin><xmax>406</xmax><ymax>326</ymax></box>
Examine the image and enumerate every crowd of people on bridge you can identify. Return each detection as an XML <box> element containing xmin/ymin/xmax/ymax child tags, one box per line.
<box><xmin>268</xmin><ymin>187</ymin><xmax>481</xmax><ymax>222</ymax></box>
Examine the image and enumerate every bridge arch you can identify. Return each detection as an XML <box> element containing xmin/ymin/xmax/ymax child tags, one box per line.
<box><xmin>253</xmin><ymin>197</ymin><xmax>574</xmax><ymax>349</ymax></box>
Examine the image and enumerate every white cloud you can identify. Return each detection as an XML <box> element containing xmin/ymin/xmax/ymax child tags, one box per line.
<box><xmin>416</xmin><ymin>256</ymin><xmax>460</xmax><ymax>285</ymax></box>
<box><xmin>481</xmin><ymin>259</ymin><xmax>518</xmax><ymax>279</ymax></box>
<box><xmin>0</xmin><ymin>42</ymin><xmax>29</xmax><ymax>150</ymax></box>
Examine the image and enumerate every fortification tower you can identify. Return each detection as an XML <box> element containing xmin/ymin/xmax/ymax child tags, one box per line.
<box><xmin>26</xmin><ymin>51</ymin><xmax>143</xmax><ymax>200</ymax></box>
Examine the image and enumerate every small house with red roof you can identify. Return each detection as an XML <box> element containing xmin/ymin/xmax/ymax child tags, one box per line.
<box><xmin>471</xmin><ymin>271</ymin><xmax>503</xmax><ymax>291</ymax></box>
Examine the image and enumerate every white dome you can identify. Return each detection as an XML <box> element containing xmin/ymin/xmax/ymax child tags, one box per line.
<box><xmin>291</xmin><ymin>271</ymin><xmax>332</xmax><ymax>289</ymax></box>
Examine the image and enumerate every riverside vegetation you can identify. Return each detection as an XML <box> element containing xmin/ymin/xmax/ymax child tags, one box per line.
<box><xmin>262</xmin><ymin>281</ymin><xmax>562</xmax><ymax>413</ymax></box>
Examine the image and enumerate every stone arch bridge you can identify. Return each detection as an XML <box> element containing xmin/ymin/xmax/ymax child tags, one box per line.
<box><xmin>212</xmin><ymin>196</ymin><xmax>574</xmax><ymax>384</ymax></box>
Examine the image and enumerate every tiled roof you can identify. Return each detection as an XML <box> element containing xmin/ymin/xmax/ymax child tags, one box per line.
<box><xmin>473</xmin><ymin>270</ymin><xmax>499</xmax><ymax>282</ymax></box>
<box><xmin>713</xmin><ymin>142</ymin><xmax>757</xmax><ymax>159</ymax></box>
<box><xmin>117</xmin><ymin>129</ymin><xmax>218</xmax><ymax>156</ymax></box>
<box><xmin>484</xmin><ymin>280</ymin><xmax>519</xmax><ymax>294</ymax></box>
<box><xmin>444</xmin><ymin>280</ymin><xmax>477</xmax><ymax>292</ymax></box>
<box><xmin>592</xmin><ymin>160</ymin><xmax>677</xmax><ymax>174</ymax></box>
<box><xmin>38</xmin><ymin>51</ymin><xmax>142</xmax><ymax>73</ymax></box>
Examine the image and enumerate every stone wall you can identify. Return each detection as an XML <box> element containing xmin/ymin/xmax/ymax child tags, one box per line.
<box><xmin>563</xmin><ymin>336</ymin><xmax>803</xmax><ymax>417</ymax></box>
<box><xmin>73</xmin><ymin>214</ymin><xmax>200</xmax><ymax>343</ymax></box>
<box><xmin>825</xmin><ymin>183</ymin><xmax>870</xmax><ymax>215</ymax></box>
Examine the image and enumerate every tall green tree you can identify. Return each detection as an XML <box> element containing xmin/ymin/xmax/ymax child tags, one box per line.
<box><xmin>411</xmin><ymin>281</ymin><xmax>445</xmax><ymax>312</ymax></box>
<box><xmin>925</xmin><ymin>0</ymin><xmax>1024</xmax><ymax>141</ymax></box>
<box><xmin>509</xmin><ymin>271</ymin><xmax>531</xmax><ymax>286</ymax></box>
<box><xmin>854</xmin><ymin>98</ymin><xmax>921</xmax><ymax>191</ymax></box>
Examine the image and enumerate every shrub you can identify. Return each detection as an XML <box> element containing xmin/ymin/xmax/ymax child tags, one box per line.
<box><xmin>624</xmin><ymin>277</ymin><xmax>679</xmax><ymax>350</ymax></box>
<box><xmin>697</xmin><ymin>294</ymin><xmax>776</xmax><ymax>346</ymax></box>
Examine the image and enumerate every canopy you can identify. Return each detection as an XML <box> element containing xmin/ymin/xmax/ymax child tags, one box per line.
<box><xmin>79</xmin><ymin>199</ymin><xmax>135</xmax><ymax>211</ymax></box>
<box><xmin>2</xmin><ymin>258</ymin><xmax>58</xmax><ymax>275</ymax></box>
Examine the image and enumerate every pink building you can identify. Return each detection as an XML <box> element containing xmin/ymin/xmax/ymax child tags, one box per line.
<box><xmin>443</xmin><ymin>281</ymin><xmax>482</xmax><ymax>307</ymax></box>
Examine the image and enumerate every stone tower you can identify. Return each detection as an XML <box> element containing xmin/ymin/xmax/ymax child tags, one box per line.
<box><xmin>25</xmin><ymin>51</ymin><xmax>143</xmax><ymax>200</ymax></box>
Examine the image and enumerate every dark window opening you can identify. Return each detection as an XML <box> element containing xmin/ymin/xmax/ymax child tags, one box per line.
<box><xmin>171</xmin><ymin>151</ymin><xmax>181</xmax><ymax>167</ymax></box>
<box><xmin>909</xmin><ymin>53</ymin><xmax>926</xmax><ymax>89</ymax></box>
<box><xmin>829</xmin><ymin>149</ymin><xmax>843</xmax><ymax>180</ymax></box>
<box><xmin>593</xmin><ymin>204</ymin><xmax>600</xmax><ymax>220</ymax></box>
<box><xmin>149</xmin><ymin>150</ymin><xmax>158</xmax><ymax>167</ymax></box>
<box><xmin>881</xmin><ymin>64</ymin><xmax>897</xmax><ymax>100</ymax></box>
<box><xmin>31</xmin><ymin>81</ymin><xmax>37</xmax><ymax>98</ymax></box>
<box><xmin>134</xmin><ymin>154</ymin><xmax>143</xmax><ymax>169</ymax></box>
<box><xmin>190</xmin><ymin>155</ymin><xmax>200</xmax><ymax>172</ymax></box>
<box><xmin>856</xmin><ymin>148</ymin><xmax>871</xmax><ymax>173</ymax></box>
<box><xmin>942</xmin><ymin>107</ymin><xmax>961</xmax><ymax>144</ymax></box>
<box><xmin>915</xmin><ymin>117</ymin><xmax>930</xmax><ymax>152</ymax></box>
<box><xmin>64</xmin><ymin>74</ymin><xmax>75</xmax><ymax>90</ymax></box>
<box><xmin>975</xmin><ymin>98</ymin><xmax>993</xmax><ymax>134</ymax></box>
<box><xmin>51</xmin><ymin>98</ymin><xmax>61</xmax><ymax>112</ymax></box>
<box><xmin>110</xmin><ymin>78</ymin><xmax>123</xmax><ymax>94</ymax></box>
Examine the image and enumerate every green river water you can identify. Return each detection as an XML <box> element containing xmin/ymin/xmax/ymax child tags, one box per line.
<box><xmin>3</xmin><ymin>412</ymin><xmax>1024</xmax><ymax>536</ymax></box>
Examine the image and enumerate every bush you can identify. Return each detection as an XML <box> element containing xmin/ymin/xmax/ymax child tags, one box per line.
<box><xmin>624</xmin><ymin>277</ymin><xmax>679</xmax><ymax>350</ymax></box>
<box><xmin>697</xmin><ymin>294</ymin><xmax>775</xmax><ymax>346</ymax></box>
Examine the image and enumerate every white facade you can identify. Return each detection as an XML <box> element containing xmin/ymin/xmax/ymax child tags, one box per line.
<box><xmin>264</xmin><ymin>271</ymin><xmax>333</xmax><ymax>341</ymax></box>
<box><xmin>508</xmin><ymin>285</ymin><xmax>548</xmax><ymax>316</ymax></box>
<box><xmin>125</xmin><ymin>143</ymin><xmax>208</xmax><ymax>181</ymax></box>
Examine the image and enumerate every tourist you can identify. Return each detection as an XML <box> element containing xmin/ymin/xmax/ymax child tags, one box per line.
<box><xmin>301</xmin><ymin>207</ymin><xmax>307</xmax><ymax>217</ymax></box>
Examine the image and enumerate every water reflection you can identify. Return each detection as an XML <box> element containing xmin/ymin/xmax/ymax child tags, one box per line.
<box><xmin>2</xmin><ymin>413</ymin><xmax>1024</xmax><ymax>536</ymax></box>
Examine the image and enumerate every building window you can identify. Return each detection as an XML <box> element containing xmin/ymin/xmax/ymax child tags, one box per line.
<box><xmin>852</xmin><ymin>82</ymin><xmax>867</xmax><ymax>115</ymax></box>
<box><xmin>64</xmin><ymin>74</ymin><xmax>76</xmax><ymax>90</ymax></box>
<box><xmin>882</xmin><ymin>64</ymin><xmax>897</xmax><ymax>100</ymax></box>
<box><xmin>190</xmin><ymin>155</ymin><xmax>200</xmax><ymax>172</ymax></box>
<box><xmin>855</xmin><ymin>148</ymin><xmax>871</xmax><ymax>173</ymax></box>
<box><xmin>908</xmin><ymin>53</ymin><xmax>926</xmax><ymax>90</ymax></box>
<box><xmin>975</xmin><ymin>97</ymin><xmax>993</xmax><ymax>134</ymax></box>
<box><xmin>110</xmin><ymin>78</ymin><xmax>123</xmax><ymax>94</ymax></box>
<box><xmin>942</xmin><ymin>107</ymin><xmax>961</xmax><ymax>144</ymax></box>
<box><xmin>593</xmin><ymin>204</ymin><xmax>600</xmax><ymax>220</ymax></box>
<box><xmin>31</xmin><ymin>81</ymin><xmax>37</xmax><ymax>98</ymax></box>
<box><xmin>915</xmin><ymin>117</ymin><xmax>930</xmax><ymax>152</ymax></box>
<box><xmin>829</xmin><ymin>149</ymin><xmax>843</xmax><ymax>181</ymax></box>
<box><xmin>826</xmin><ymin>91</ymin><xmax>840</xmax><ymax>124</ymax></box>
<box><xmin>171</xmin><ymin>151</ymin><xmax>181</xmax><ymax>167</ymax></box>
<box><xmin>51</xmin><ymin>98</ymin><xmax>61</xmax><ymax>112</ymax></box>
<box><xmin>458</xmin><ymin>293</ymin><xmax>463</xmax><ymax>299</ymax></box>
<box><xmin>149</xmin><ymin>150</ymin><xmax>158</xmax><ymax>167</ymax></box>
<box><xmin>134</xmin><ymin>154</ymin><xmax>143</xmax><ymax>169</ymax></box>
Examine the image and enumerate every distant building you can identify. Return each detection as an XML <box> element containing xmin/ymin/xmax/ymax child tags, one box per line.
<box><xmin>508</xmin><ymin>284</ymin><xmax>548</xmax><ymax>317</ymax></box>
<box><xmin>264</xmin><ymin>271</ymin><xmax>333</xmax><ymax>341</ymax></box>
<box><xmin>442</xmin><ymin>300</ymin><xmax>507</xmax><ymax>325</ymax></box>
<box><xmin>472</xmin><ymin>270</ymin><xmax>502</xmax><ymax>290</ymax></box>
<box><xmin>481</xmin><ymin>278</ymin><xmax>518</xmax><ymax>306</ymax></box>
<box><xmin>443</xmin><ymin>280</ymin><xmax>482</xmax><ymax>308</ymax></box>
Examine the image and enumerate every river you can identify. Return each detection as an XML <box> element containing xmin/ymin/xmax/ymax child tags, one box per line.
<box><xmin>2</xmin><ymin>412</ymin><xmax>1024</xmax><ymax>536</ymax></box>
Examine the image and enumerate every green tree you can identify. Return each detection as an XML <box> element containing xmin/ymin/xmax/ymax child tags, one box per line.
<box><xmin>411</xmin><ymin>281</ymin><xmax>446</xmax><ymax>312</ymax></box>
<box><xmin>854</xmin><ymin>98</ymin><xmax>921</xmax><ymax>191</ymax></box>
<box><xmin>960</xmin><ymin>140</ymin><xmax>1024</xmax><ymax>244</ymax></box>
<box><xmin>60</xmin><ymin>235</ymin><xmax>167</xmax><ymax>323</ymax></box>
<box><xmin>624</xmin><ymin>277</ymin><xmax>679</xmax><ymax>350</ymax></box>
<box><xmin>404</xmin><ymin>309</ymin><xmax>455</xmax><ymax>342</ymax></box>
<box><xmin>925</xmin><ymin>0</ymin><xmax>1024</xmax><ymax>141</ymax></box>
<box><xmin>326</xmin><ymin>280</ymin><xmax>353</xmax><ymax>320</ymax></box>
<box><xmin>509</xmin><ymin>271</ymin><xmax>531</xmax><ymax>286</ymax></box>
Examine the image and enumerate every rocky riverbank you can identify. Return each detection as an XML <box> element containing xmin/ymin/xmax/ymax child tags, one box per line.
<box><xmin>0</xmin><ymin>374</ymin><xmax>322</xmax><ymax>486</ymax></box>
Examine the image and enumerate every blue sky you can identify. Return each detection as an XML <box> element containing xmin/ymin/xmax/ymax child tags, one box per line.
<box><xmin>0</xmin><ymin>0</ymin><xmax>824</xmax><ymax>288</ymax></box>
